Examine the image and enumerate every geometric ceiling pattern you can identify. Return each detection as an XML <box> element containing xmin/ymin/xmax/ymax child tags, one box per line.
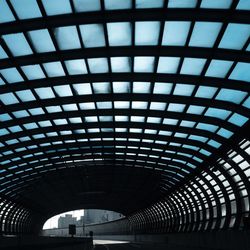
<box><xmin>0</xmin><ymin>0</ymin><xmax>249</xmax><ymax>234</ymax></box>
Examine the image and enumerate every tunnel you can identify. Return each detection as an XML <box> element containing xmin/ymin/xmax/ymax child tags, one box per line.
<box><xmin>0</xmin><ymin>0</ymin><xmax>250</xmax><ymax>249</ymax></box>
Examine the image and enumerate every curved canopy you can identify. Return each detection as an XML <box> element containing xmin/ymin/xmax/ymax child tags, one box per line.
<box><xmin>0</xmin><ymin>0</ymin><xmax>249</xmax><ymax>234</ymax></box>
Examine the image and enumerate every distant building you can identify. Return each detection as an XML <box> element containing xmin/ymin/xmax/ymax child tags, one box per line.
<box><xmin>58</xmin><ymin>214</ymin><xmax>77</xmax><ymax>228</ymax></box>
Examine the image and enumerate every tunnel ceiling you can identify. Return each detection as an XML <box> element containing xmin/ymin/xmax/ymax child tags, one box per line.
<box><xmin>0</xmin><ymin>0</ymin><xmax>250</xmax><ymax>220</ymax></box>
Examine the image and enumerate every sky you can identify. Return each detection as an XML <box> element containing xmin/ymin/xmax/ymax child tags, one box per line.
<box><xmin>43</xmin><ymin>209</ymin><xmax>84</xmax><ymax>229</ymax></box>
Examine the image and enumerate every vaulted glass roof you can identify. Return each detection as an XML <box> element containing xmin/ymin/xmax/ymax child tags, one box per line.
<box><xmin>0</xmin><ymin>0</ymin><xmax>249</xmax><ymax>210</ymax></box>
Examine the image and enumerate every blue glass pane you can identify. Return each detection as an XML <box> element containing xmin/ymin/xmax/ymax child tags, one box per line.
<box><xmin>153</xmin><ymin>82</ymin><xmax>173</xmax><ymax>94</ymax></box>
<box><xmin>208</xmin><ymin>139</ymin><xmax>221</xmax><ymax>148</ymax></box>
<box><xmin>205</xmin><ymin>60</ymin><xmax>233</xmax><ymax>78</ymax></box>
<box><xmin>88</xmin><ymin>58</ymin><xmax>109</xmax><ymax>73</ymax></box>
<box><xmin>107</xmin><ymin>22</ymin><xmax>132</xmax><ymax>46</ymax></box>
<box><xmin>217</xmin><ymin>128</ymin><xmax>233</xmax><ymax>138</ymax></box>
<box><xmin>201</xmin><ymin>0</ymin><xmax>232</xmax><ymax>9</ymax></box>
<box><xmin>111</xmin><ymin>57</ymin><xmax>131</xmax><ymax>72</ymax></box>
<box><xmin>29</xmin><ymin>108</ymin><xmax>45</xmax><ymax>116</ymax></box>
<box><xmin>73</xmin><ymin>0</ymin><xmax>101</xmax><ymax>12</ymax></box>
<box><xmin>13</xmin><ymin>110</ymin><xmax>29</xmax><ymax>118</ymax></box>
<box><xmin>195</xmin><ymin>86</ymin><xmax>217</xmax><ymax>99</ymax></box>
<box><xmin>157</xmin><ymin>57</ymin><xmax>180</xmax><ymax>73</ymax></box>
<box><xmin>173</xmin><ymin>84</ymin><xmax>195</xmax><ymax>96</ymax></box>
<box><xmin>168</xmin><ymin>0</ymin><xmax>197</xmax><ymax>8</ymax></box>
<box><xmin>0</xmin><ymin>46</ymin><xmax>8</xmax><ymax>59</ymax></box>
<box><xmin>243</xmin><ymin>97</ymin><xmax>250</xmax><ymax>109</ymax></box>
<box><xmin>189</xmin><ymin>22</ymin><xmax>222</xmax><ymax>48</ymax></box>
<box><xmin>205</xmin><ymin>108</ymin><xmax>231</xmax><ymax>120</ymax></box>
<box><xmin>181</xmin><ymin>58</ymin><xmax>206</xmax><ymax>75</ymax></box>
<box><xmin>237</xmin><ymin>0</ymin><xmax>250</xmax><ymax>10</ymax></box>
<box><xmin>35</xmin><ymin>87</ymin><xmax>55</xmax><ymax>99</ymax></box>
<box><xmin>21</xmin><ymin>65</ymin><xmax>46</xmax><ymax>80</ymax></box>
<box><xmin>54</xmin><ymin>85</ymin><xmax>73</xmax><ymax>97</ymax></box>
<box><xmin>16</xmin><ymin>90</ymin><xmax>35</xmax><ymax>102</ymax></box>
<box><xmin>3</xmin><ymin>33</ymin><xmax>32</xmax><ymax>56</ymax></box>
<box><xmin>80</xmin><ymin>24</ymin><xmax>105</xmax><ymax>47</ymax></box>
<box><xmin>228</xmin><ymin>113</ymin><xmax>248</xmax><ymax>126</ymax></box>
<box><xmin>136</xmin><ymin>0</ymin><xmax>164</xmax><ymax>8</ymax></box>
<box><xmin>189</xmin><ymin>135</ymin><xmax>207</xmax><ymax>143</ymax></box>
<box><xmin>11</xmin><ymin>0</ymin><xmax>42</xmax><ymax>19</ymax></box>
<box><xmin>180</xmin><ymin>120</ymin><xmax>195</xmax><ymax>127</ymax></box>
<box><xmin>55</xmin><ymin>26</ymin><xmax>81</xmax><ymax>50</ymax></box>
<box><xmin>216</xmin><ymin>89</ymin><xmax>247</xmax><ymax>104</ymax></box>
<box><xmin>105</xmin><ymin>0</ymin><xmax>132</xmax><ymax>9</ymax></box>
<box><xmin>0</xmin><ymin>113</ymin><xmax>12</xmax><ymax>121</ymax></box>
<box><xmin>187</xmin><ymin>105</ymin><xmax>205</xmax><ymax>115</ymax></box>
<box><xmin>113</xmin><ymin>82</ymin><xmax>131</xmax><ymax>93</ymax></box>
<box><xmin>0</xmin><ymin>93</ymin><xmax>19</xmax><ymax>105</ymax></box>
<box><xmin>74</xmin><ymin>83</ymin><xmax>92</xmax><ymax>95</ymax></box>
<box><xmin>168</xmin><ymin>103</ymin><xmax>185</xmax><ymax>112</ymax></box>
<box><xmin>0</xmin><ymin>68</ymin><xmax>24</xmax><ymax>83</ymax></box>
<box><xmin>229</xmin><ymin>62</ymin><xmax>250</xmax><ymax>82</ymax></box>
<box><xmin>42</xmin><ymin>0</ymin><xmax>72</xmax><ymax>15</ymax></box>
<box><xmin>0</xmin><ymin>0</ymin><xmax>15</xmax><ymax>23</ymax></box>
<box><xmin>197</xmin><ymin>123</ymin><xmax>218</xmax><ymax>132</ymax></box>
<box><xmin>134</xmin><ymin>57</ymin><xmax>155</xmax><ymax>72</ymax></box>
<box><xmin>93</xmin><ymin>82</ymin><xmax>111</xmax><ymax>94</ymax></box>
<box><xmin>162</xmin><ymin>21</ymin><xmax>191</xmax><ymax>46</ymax></box>
<box><xmin>219</xmin><ymin>24</ymin><xmax>250</xmax><ymax>50</ymax></box>
<box><xmin>28</xmin><ymin>29</ymin><xmax>55</xmax><ymax>53</ymax></box>
<box><xmin>65</xmin><ymin>59</ymin><xmax>88</xmax><ymax>75</ymax></box>
<box><xmin>43</xmin><ymin>62</ymin><xmax>65</xmax><ymax>77</ymax></box>
<box><xmin>133</xmin><ymin>82</ymin><xmax>151</xmax><ymax>93</ymax></box>
<box><xmin>9</xmin><ymin>126</ymin><xmax>22</xmax><ymax>133</ymax></box>
<box><xmin>135</xmin><ymin>22</ymin><xmax>160</xmax><ymax>45</ymax></box>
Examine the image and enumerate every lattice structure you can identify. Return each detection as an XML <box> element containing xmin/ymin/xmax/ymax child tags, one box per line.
<box><xmin>0</xmin><ymin>0</ymin><xmax>249</xmax><ymax>235</ymax></box>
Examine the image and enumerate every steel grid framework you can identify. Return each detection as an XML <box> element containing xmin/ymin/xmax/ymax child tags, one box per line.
<box><xmin>0</xmin><ymin>0</ymin><xmax>249</xmax><ymax>235</ymax></box>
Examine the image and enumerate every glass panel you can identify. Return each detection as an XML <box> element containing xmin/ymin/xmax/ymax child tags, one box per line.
<box><xmin>88</xmin><ymin>58</ymin><xmax>109</xmax><ymax>73</ymax></box>
<box><xmin>189</xmin><ymin>22</ymin><xmax>222</xmax><ymax>48</ymax></box>
<box><xmin>97</xmin><ymin>102</ymin><xmax>112</xmax><ymax>109</ymax></box>
<box><xmin>0</xmin><ymin>68</ymin><xmax>23</xmax><ymax>83</ymax></box>
<box><xmin>80</xmin><ymin>24</ymin><xmax>105</xmax><ymax>48</ymax></box>
<box><xmin>181</xmin><ymin>58</ymin><xmax>206</xmax><ymax>75</ymax></box>
<box><xmin>93</xmin><ymin>82</ymin><xmax>110</xmax><ymax>94</ymax></box>
<box><xmin>0</xmin><ymin>93</ymin><xmax>19</xmax><ymax>105</ymax></box>
<box><xmin>114</xmin><ymin>101</ymin><xmax>130</xmax><ymax>109</ymax></box>
<box><xmin>35</xmin><ymin>87</ymin><xmax>55</xmax><ymax>99</ymax></box>
<box><xmin>132</xmin><ymin>101</ymin><xmax>148</xmax><ymax>109</ymax></box>
<box><xmin>229</xmin><ymin>62</ymin><xmax>250</xmax><ymax>82</ymax></box>
<box><xmin>168</xmin><ymin>103</ymin><xmax>185</xmax><ymax>112</ymax></box>
<box><xmin>21</xmin><ymin>65</ymin><xmax>45</xmax><ymax>80</ymax></box>
<box><xmin>168</xmin><ymin>0</ymin><xmax>197</xmax><ymax>8</ymax></box>
<box><xmin>0</xmin><ymin>0</ymin><xmax>15</xmax><ymax>23</ymax></box>
<box><xmin>153</xmin><ymin>82</ymin><xmax>173</xmax><ymax>94</ymax></box>
<box><xmin>73</xmin><ymin>0</ymin><xmax>101</xmax><ymax>12</ymax></box>
<box><xmin>217</xmin><ymin>128</ymin><xmax>233</xmax><ymax>138</ymax></box>
<box><xmin>228</xmin><ymin>113</ymin><xmax>248</xmax><ymax>127</ymax></box>
<box><xmin>205</xmin><ymin>60</ymin><xmax>233</xmax><ymax>78</ymax></box>
<box><xmin>134</xmin><ymin>57</ymin><xmax>155</xmax><ymax>72</ymax></box>
<box><xmin>111</xmin><ymin>57</ymin><xmax>131</xmax><ymax>72</ymax></box>
<box><xmin>219</xmin><ymin>24</ymin><xmax>250</xmax><ymax>50</ymax></box>
<box><xmin>136</xmin><ymin>0</ymin><xmax>164</xmax><ymax>8</ymax></box>
<box><xmin>54</xmin><ymin>85</ymin><xmax>73</xmax><ymax>97</ymax></box>
<box><xmin>216</xmin><ymin>89</ymin><xmax>247</xmax><ymax>104</ymax></box>
<box><xmin>201</xmin><ymin>0</ymin><xmax>232</xmax><ymax>9</ymax></box>
<box><xmin>3</xmin><ymin>33</ymin><xmax>32</xmax><ymax>56</ymax></box>
<box><xmin>42</xmin><ymin>0</ymin><xmax>72</xmax><ymax>15</ymax></box>
<box><xmin>150</xmin><ymin>102</ymin><xmax>166</xmax><ymax>111</ymax></box>
<box><xmin>107</xmin><ymin>22</ymin><xmax>132</xmax><ymax>46</ymax></box>
<box><xmin>73</xmin><ymin>83</ymin><xmax>92</xmax><ymax>95</ymax></box>
<box><xmin>205</xmin><ymin>108</ymin><xmax>231</xmax><ymax>120</ymax></box>
<box><xmin>133</xmin><ymin>82</ymin><xmax>151</xmax><ymax>93</ymax></box>
<box><xmin>135</xmin><ymin>22</ymin><xmax>160</xmax><ymax>45</ymax></box>
<box><xmin>243</xmin><ymin>97</ymin><xmax>250</xmax><ymax>109</ymax></box>
<box><xmin>157</xmin><ymin>57</ymin><xmax>180</xmax><ymax>73</ymax></box>
<box><xmin>54</xmin><ymin>26</ymin><xmax>81</xmax><ymax>50</ymax></box>
<box><xmin>28</xmin><ymin>29</ymin><xmax>56</xmax><ymax>53</ymax></box>
<box><xmin>105</xmin><ymin>0</ymin><xmax>132</xmax><ymax>9</ymax></box>
<box><xmin>162</xmin><ymin>21</ymin><xmax>191</xmax><ymax>46</ymax></box>
<box><xmin>65</xmin><ymin>59</ymin><xmax>88</xmax><ymax>75</ymax></box>
<box><xmin>43</xmin><ymin>62</ymin><xmax>65</xmax><ymax>77</ymax></box>
<box><xmin>29</xmin><ymin>108</ymin><xmax>45</xmax><ymax>116</ymax></box>
<box><xmin>10</xmin><ymin>0</ymin><xmax>41</xmax><ymax>19</ymax></box>
<box><xmin>79</xmin><ymin>102</ymin><xmax>95</xmax><ymax>110</ymax></box>
<box><xmin>16</xmin><ymin>90</ymin><xmax>35</xmax><ymax>102</ymax></box>
<box><xmin>237</xmin><ymin>0</ymin><xmax>250</xmax><ymax>10</ymax></box>
<box><xmin>163</xmin><ymin>118</ymin><xmax>178</xmax><ymax>125</ymax></box>
<box><xmin>197</xmin><ymin>123</ymin><xmax>218</xmax><ymax>132</ymax></box>
<box><xmin>0</xmin><ymin>46</ymin><xmax>8</xmax><ymax>59</ymax></box>
<box><xmin>113</xmin><ymin>82</ymin><xmax>131</xmax><ymax>93</ymax></box>
<box><xmin>195</xmin><ymin>86</ymin><xmax>217</xmax><ymax>99</ymax></box>
<box><xmin>187</xmin><ymin>105</ymin><xmax>205</xmax><ymax>115</ymax></box>
<box><xmin>173</xmin><ymin>84</ymin><xmax>195</xmax><ymax>96</ymax></box>
<box><xmin>13</xmin><ymin>110</ymin><xmax>29</xmax><ymax>118</ymax></box>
